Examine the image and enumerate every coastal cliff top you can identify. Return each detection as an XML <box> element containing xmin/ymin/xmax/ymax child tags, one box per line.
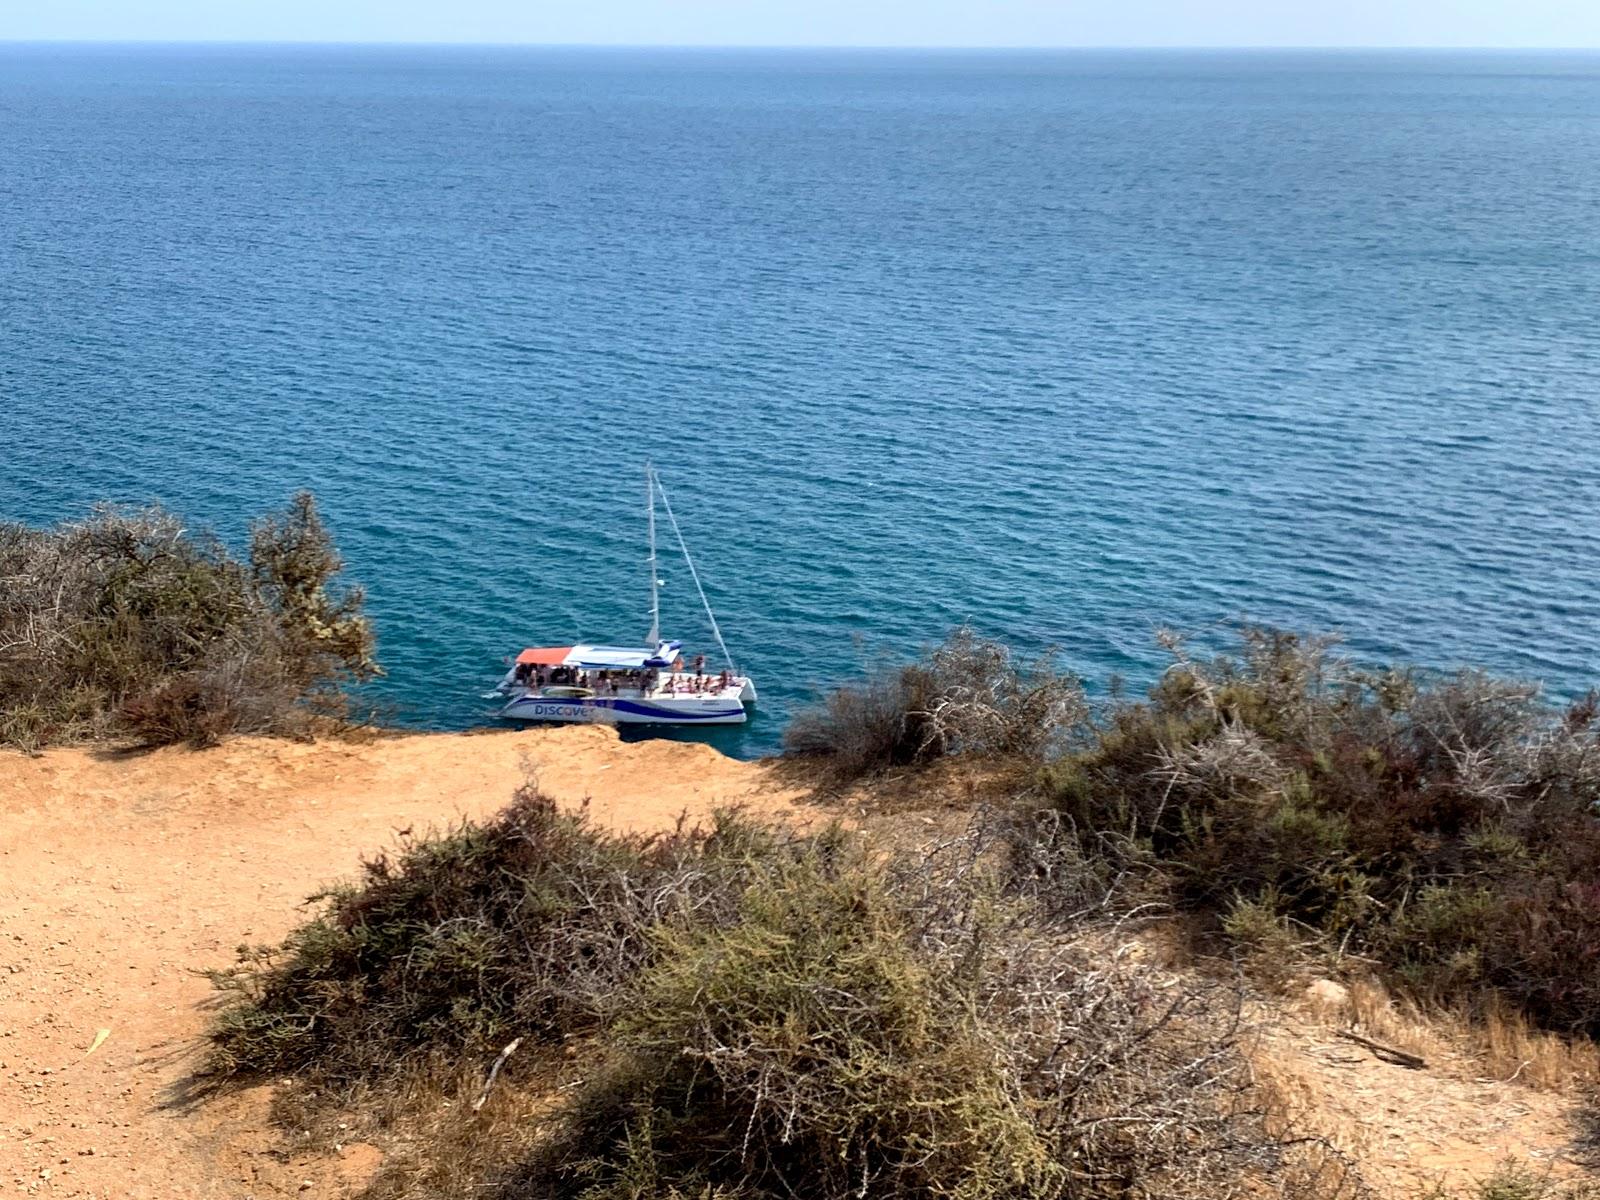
<box><xmin>0</xmin><ymin>726</ymin><xmax>815</xmax><ymax>1198</ymax></box>
<box><xmin>0</xmin><ymin>728</ymin><xmax>1589</xmax><ymax>1198</ymax></box>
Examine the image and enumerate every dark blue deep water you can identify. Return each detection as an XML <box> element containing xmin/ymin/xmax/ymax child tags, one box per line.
<box><xmin>4</xmin><ymin>46</ymin><xmax>1600</xmax><ymax>756</ymax></box>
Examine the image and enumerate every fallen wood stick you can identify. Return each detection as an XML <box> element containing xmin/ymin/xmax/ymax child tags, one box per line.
<box><xmin>1336</xmin><ymin>1030</ymin><xmax>1427</xmax><ymax>1070</ymax></box>
<box><xmin>471</xmin><ymin>1037</ymin><xmax>523</xmax><ymax>1111</ymax></box>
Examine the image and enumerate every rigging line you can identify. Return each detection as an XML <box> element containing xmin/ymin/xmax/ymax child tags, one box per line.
<box><xmin>654</xmin><ymin>472</ymin><xmax>738</xmax><ymax>675</ymax></box>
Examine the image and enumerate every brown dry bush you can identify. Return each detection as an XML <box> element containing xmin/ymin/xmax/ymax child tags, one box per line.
<box><xmin>205</xmin><ymin>789</ymin><xmax>780</xmax><ymax>1083</ymax></box>
<box><xmin>0</xmin><ymin>492</ymin><xmax>376</xmax><ymax>750</ymax></box>
<box><xmin>208</xmin><ymin>790</ymin><xmax>1315</xmax><ymax>1200</ymax></box>
<box><xmin>783</xmin><ymin>626</ymin><xmax>1086</xmax><ymax>783</ymax></box>
<box><xmin>1038</xmin><ymin>627</ymin><xmax>1600</xmax><ymax>1038</ymax></box>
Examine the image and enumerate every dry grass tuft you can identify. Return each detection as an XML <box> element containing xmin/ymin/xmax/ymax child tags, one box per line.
<box><xmin>1342</xmin><ymin>979</ymin><xmax>1452</xmax><ymax>1067</ymax></box>
<box><xmin>1338</xmin><ymin>977</ymin><xmax>1600</xmax><ymax>1093</ymax></box>
<box><xmin>1418</xmin><ymin>1161</ymin><xmax>1600</xmax><ymax>1200</ymax></box>
<box><xmin>1247</xmin><ymin>1048</ymin><xmax>1370</xmax><ymax>1200</ymax></box>
<box><xmin>333</xmin><ymin>1059</ymin><xmax>571</xmax><ymax>1200</ymax></box>
<box><xmin>1467</xmin><ymin>998</ymin><xmax>1600</xmax><ymax>1092</ymax></box>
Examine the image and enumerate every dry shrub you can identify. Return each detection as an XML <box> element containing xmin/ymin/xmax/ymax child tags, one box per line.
<box><xmin>1575</xmin><ymin>1094</ymin><xmax>1600</xmax><ymax>1170</ymax></box>
<box><xmin>784</xmin><ymin>626</ymin><xmax>1086</xmax><ymax>783</ymax></box>
<box><xmin>506</xmin><ymin>820</ymin><xmax>1292</xmax><ymax>1200</ymax></box>
<box><xmin>205</xmin><ymin>789</ymin><xmax>778</xmax><ymax>1082</ymax></box>
<box><xmin>207</xmin><ymin>794</ymin><xmax>1305</xmax><ymax>1200</ymax></box>
<box><xmin>1423</xmin><ymin>1163</ymin><xmax>1600</xmax><ymax>1200</ymax></box>
<box><xmin>1041</xmin><ymin>627</ymin><xmax>1600</xmax><ymax>1038</ymax></box>
<box><xmin>517</xmin><ymin>838</ymin><xmax>1061</xmax><ymax>1200</ymax></box>
<box><xmin>0</xmin><ymin>492</ymin><xmax>376</xmax><ymax>750</ymax></box>
<box><xmin>512</xmin><ymin>825</ymin><xmax>1299</xmax><ymax>1200</ymax></box>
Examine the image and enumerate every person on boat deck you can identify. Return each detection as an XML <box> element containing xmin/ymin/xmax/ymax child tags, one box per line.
<box><xmin>719</xmin><ymin>668</ymin><xmax>732</xmax><ymax>691</ymax></box>
<box><xmin>693</xmin><ymin>654</ymin><xmax>706</xmax><ymax>677</ymax></box>
<box><xmin>535</xmin><ymin>668</ymin><xmax>547</xmax><ymax>688</ymax></box>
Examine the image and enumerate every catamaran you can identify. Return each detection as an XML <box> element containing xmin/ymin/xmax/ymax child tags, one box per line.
<box><xmin>492</xmin><ymin>465</ymin><xmax>757</xmax><ymax>726</ymax></box>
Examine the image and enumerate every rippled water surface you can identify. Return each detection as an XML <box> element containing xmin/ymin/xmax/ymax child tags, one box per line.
<box><xmin>5</xmin><ymin>46</ymin><xmax>1599</xmax><ymax>756</ymax></box>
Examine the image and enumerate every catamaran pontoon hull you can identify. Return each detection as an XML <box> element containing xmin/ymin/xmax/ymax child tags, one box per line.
<box><xmin>498</xmin><ymin>692</ymin><xmax>750</xmax><ymax>725</ymax></box>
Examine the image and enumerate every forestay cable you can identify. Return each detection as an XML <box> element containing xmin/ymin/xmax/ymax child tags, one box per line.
<box><xmin>654</xmin><ymin>474</ymin><xmax>738</xmax><ymax>675</ymax></box>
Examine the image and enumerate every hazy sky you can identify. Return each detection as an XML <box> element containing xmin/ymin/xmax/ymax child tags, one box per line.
<box><xmin>6</xmin><ymin>0</ymin><xmax>1600</xmax><ymax>48</ymax></box>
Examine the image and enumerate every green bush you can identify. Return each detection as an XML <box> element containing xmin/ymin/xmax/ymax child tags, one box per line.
<box><xmin>1039</xmin><ymin>628</ymin><xmax>1600</xmax><ymax>1035</ymax></box>
<box><xmin>0</xmin><ymin>492</ymin><xmax>376</xmax><ymax>750</ymax></box>
<box><xmin>523</xmin><ymin>843</ymin><xmax>1057</xmax><ymax>1200</ymax></box>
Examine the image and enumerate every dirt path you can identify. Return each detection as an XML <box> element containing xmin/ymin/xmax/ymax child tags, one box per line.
<box><xmin>0</xmin><ymin>727</ymin><xmax>810</xmax><ymax>1199</ymax></box>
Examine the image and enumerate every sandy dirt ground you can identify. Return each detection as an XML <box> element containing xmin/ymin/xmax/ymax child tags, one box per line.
<box><xmin>0</xmin><ymin>727</ymin><xmax>812</xmax><ymax>1199</ymax></box>
<box><xmin>1</xmin><ymin>729</ymin><xmax>1591</xmax><ymax>1198</ymax></box>
<box><xmin>1255</xmin><ymin>1009</ymin><xmax>1587</xmax><ymax>1195</ymax></box>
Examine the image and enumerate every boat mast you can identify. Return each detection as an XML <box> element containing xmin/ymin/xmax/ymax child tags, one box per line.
<box><xmin>646</xmin><ymin>461</ymin><xmax>661</xmax><ymax>646</ymax></box>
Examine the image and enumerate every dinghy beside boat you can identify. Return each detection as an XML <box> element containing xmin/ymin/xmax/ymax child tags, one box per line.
<box><xmin>492</xmin><ymin>466</ymin><xmax>756</xmax><ymax>727</ymax></box>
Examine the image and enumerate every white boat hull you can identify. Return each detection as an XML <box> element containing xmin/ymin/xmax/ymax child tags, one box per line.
<box><xmin>499</xmin><ymin>690</ymin><xmax>748</xmax><ymax>726</ymax></box>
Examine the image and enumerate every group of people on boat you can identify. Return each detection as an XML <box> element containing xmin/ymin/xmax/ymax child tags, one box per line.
<box><xmin>509</xmin><ymin>654</ymin><xmax>734</xmax><ymax>698</ymax></box>
<box><xmin>661</xmin><ymin>667</ymin><xmax>736</xmax><ymax>696</ymax></box>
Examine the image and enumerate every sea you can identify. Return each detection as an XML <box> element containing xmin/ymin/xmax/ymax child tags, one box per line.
<box><xmin>4</xmin><ymin>45</ymin><xmax>1599</xmax><ymax>757</ymax></box>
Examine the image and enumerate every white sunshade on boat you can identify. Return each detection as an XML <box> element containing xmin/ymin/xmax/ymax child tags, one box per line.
<box><xmin>516</xmin><ymin>641</ymin><xmax>683</xmax><ymax>671</ymax></box>
<box><xmin>570</xmin><ymin>644</ymin><xmax>664</xmax><ymax>669</ymax></box>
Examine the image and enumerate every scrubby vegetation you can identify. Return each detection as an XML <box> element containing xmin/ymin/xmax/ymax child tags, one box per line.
<box><xmin>201</xmin><ymin>623</ymin><xmax>1600</xmax><ymax>1199</ymax></box>
<box><xmin>0</xmin><ymin>493</ymin><xmax>376</xmax><ymax>750</ymax></box>
<box><xmin>208</xmin><ymin>788</ymin><xmax>1307</xmax><ymax>1199</ymax></box>
<box><xmin>1041</xmin><ymin>629</ymin><xmax>1600</xmax><ymax>1037</ymax></box>
<box><xmin>789</xmin><ymin>626</ymin><xmax>1600</xmax><ymax>1041</ymax></box>
<box><xmin>783</xmin><ymin>626</ymin><xmax>1086</xmax><ymax>781</ymax></box>
<box><xmin>1430</xmin><ymin>1165</ymin><xmax>1600</xmax><ymax>1200</ymax></box>
<box><xmin>207</xmin><ymin>792</ymin><xmax>778</xmax><ymax>1081</ymax></box>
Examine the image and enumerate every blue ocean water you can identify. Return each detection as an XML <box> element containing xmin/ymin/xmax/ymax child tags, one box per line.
<box><xmin>4</xmin><ymin>45</ymin><xmax>1600</xmax><ymax>757</ymax></box>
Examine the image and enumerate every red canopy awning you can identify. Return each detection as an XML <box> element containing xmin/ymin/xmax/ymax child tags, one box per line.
<box><xmin>516</xmin><ymin>646</ymin><xmax>574</xmax><ymax>666</ymax></box>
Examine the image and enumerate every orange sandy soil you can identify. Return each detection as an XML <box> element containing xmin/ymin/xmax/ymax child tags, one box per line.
<box><xmin>0</xmin><ymin>727</ymin><xmax>815</xmax><ymax>1199</ymax></box>
<box><xmin>1</xmin><ymin>729</ymin><xmax>1591</xmax><ymax>1199</ymax></box>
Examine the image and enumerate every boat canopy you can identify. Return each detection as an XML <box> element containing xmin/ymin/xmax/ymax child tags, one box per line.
<box><xmin>515</xmin><ymin>641</ymin><xmax>683</xmax><ymax>670</ymax></box>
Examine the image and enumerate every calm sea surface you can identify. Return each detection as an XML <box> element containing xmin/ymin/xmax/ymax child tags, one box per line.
<box><xmin>4</xmin><ymin>46</ymin><xmax>1600</xmax><ymax>756</ymax></box>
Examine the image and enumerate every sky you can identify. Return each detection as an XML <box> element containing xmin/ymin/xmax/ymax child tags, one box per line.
<box><xmin>4</xmin><ymin>0</ymin><xmax>1600</xmax><ymax>48</ymax></box>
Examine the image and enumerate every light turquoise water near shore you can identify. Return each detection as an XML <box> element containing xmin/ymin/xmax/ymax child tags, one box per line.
<box><xmin>4</xmin><ymin>46</ymin><xmax>1599</xmax><ymax>756</ymax></box>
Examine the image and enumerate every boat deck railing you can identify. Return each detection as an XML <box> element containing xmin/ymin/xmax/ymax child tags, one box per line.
<box><xmin>530</xmin><ymin>672</ymin><xmax>746</xmax><ymax>701</ymax></box>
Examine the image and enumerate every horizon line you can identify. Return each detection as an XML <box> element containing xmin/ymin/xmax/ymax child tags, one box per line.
<box><xmin>5</xmin><ymin>38</ymin><xmax>1600</xmax><ymax>52</ymax></box>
